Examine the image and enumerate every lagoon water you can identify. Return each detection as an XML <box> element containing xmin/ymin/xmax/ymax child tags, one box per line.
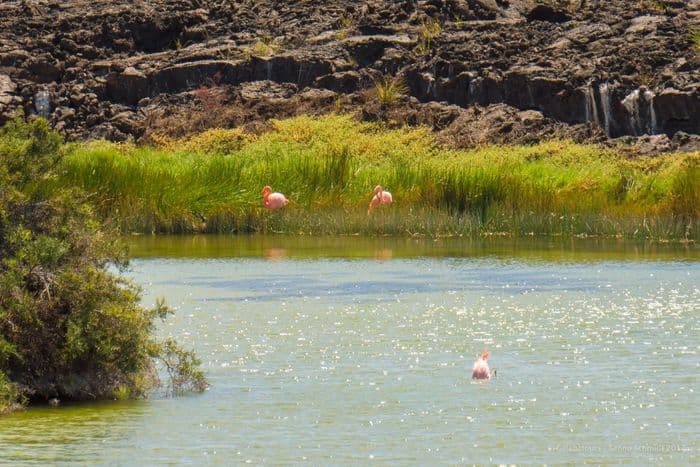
<box><xmin>1</xmin><ymin>236</ymin><xmax>698</xmax><ymax>464</ymax></box>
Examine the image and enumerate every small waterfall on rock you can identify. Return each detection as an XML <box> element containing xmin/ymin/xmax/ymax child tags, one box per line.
<box><xmin>34</xmin><ymin>89</ymin><xmax>50</xmax><ymax>119</ymax></box>
<box><xmin>422</xmin><ymin>72</ymin><xmax>435</xmax><ymax>98</ymax></box>
<box><xmin>584</xmin><ymin>84</ymin><xmax>600</xmax><ymax>127</ymax></box>
<box><xmin>266</xmin><ymin>60</ymin><xmax>272</xmax><ymax>81</ymax></box>
<box><xmin>468</xmin><ymin>78</ymin><xmax>479</xmax><ymax>103</ymax></box>
<box><xmin>644</xmin><ymin>88</ymin><xmax>657</xmax><ymax>134</ymax></box>
<box><xmin>599</xmin><ymin>83</ymin><xmax>613</xmax><ymax>137</ymax></box>
<box><xmin>622</xmin><ymin>87</ymin><xmax>657</xmax><ymax>136</ymax></box>
<box><xmin>622</xmin><ymin>89</ymin><xmax>641</xmax><ymax>136</ymax></box>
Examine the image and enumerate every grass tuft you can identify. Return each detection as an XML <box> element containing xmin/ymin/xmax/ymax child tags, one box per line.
<box><xmin>374</xmin><ymin>77</ymin><xmax>409</xmax><ymax>108</ymax></box>
<box><xmin>690</xmin><ymin>28</ymin><xmax>700</xmax><ymax>52</ymax></box>
<box><xmin>415</xmin><ymin>18</ymin><xmax>442</xmax><ymax>55</ymax></box>
<box><xmin>245</xmin><ymin>36</ymin><xmax>281</xmax><ymax>58</ymax></box>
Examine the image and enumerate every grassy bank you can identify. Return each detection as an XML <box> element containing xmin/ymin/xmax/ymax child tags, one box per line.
<box><xmin>55</xmin><ymin>115</ymin><xmax>699</xmax><ymax>240</ymax></box>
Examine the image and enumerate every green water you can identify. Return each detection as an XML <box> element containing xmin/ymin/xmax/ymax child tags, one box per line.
<box><xmin>1</xmin><ymin>236</ymin><xmax>698</xmax><ymax>464</ymax></box>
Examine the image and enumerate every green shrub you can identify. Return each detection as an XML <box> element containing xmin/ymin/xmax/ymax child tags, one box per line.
<box><xmin>0</xmin><ymin>118</ymin><xmax>206</xmax><ymax>412</ymax></box>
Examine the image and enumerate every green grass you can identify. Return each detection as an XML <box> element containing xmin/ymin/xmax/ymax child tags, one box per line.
<box><xmin>54</xmin><ymin>114</ymin><xmax>699</xmax><ymax>240</ymax></box>
<box><xmin>374</xmin><ymin>77</ymin><xmax>409</xmax><ymax>108</ymax></box>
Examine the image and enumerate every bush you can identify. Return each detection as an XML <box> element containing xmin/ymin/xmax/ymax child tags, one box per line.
<box><xmin>0</xmin><ymin>118</ymin><xmax>206</xmax><ymax>412</ymax></box>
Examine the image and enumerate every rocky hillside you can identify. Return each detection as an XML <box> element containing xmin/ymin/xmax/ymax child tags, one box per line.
<box><xmin>1</xmin><ymin>0</ymin><xmax>699</xmax><ymax>151</ymax></box>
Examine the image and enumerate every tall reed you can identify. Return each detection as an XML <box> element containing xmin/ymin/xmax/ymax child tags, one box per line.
<box><xmin>55</xmin><ymin>115</ymin><xmax>699</xmax><ymax>240</ymax></box>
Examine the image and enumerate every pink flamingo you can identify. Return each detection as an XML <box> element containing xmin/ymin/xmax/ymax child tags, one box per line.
<box><xmin>261</xmin><ymin>186</ymin><xmax>289</xmax><ymax>209</ymax></box>
<box><xmin>472</xmin><ymin>350</ymin><xmax>490</xmax><ymax>380</ymax></box>
<box><xmin>368</xmin><ymin>185</ymin><xmax>393</xmax><ymax>214</ymax></box>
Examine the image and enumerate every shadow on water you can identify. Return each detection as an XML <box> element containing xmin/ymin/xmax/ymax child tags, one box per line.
<box><xmin>126</xmin><ymin>234</ymin><xmax>700</xmax><ymax>262</ymax></box>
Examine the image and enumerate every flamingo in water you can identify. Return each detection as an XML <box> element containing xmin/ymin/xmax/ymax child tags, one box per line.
<box><xmin>368</xmin><ymin>185</ymin><xmax>393</xmax><ymax>214</ymax></box>
<box><xmin>261</xmin><ymin>186</ymin><xmax>289</xmax><ymax>209</ymax></box>
<box><xmin>472</xmin><ymin>350</ymin><xmax>490</xmax><ymax>380</ymax></box>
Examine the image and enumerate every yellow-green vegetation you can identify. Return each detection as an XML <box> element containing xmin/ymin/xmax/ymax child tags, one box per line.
<box><xmin>415</xmin><ymin>18</ymin><xmax>442</xmax><ymax>55</ymax></box>
<box><xmin>638</xmin><ymin>0</ymin><xmax>670</xmax><ymax>14</ymax></box>
<box><xmin>245</xmin><ymin>36</ymin><xmax>281</xmax><ymax>58</ymax></box>
<box><xmin>691</xmin><ymin>28</ymin><xmax>700</xmax><ymax>52</ymax></box>
<box><xmin>374</xmin><ymin>77</ymin><xmax>409</xmax><ymax>107</ymax></box>
<box><xmin>336</xmin><ymin>15</ymin><xmax>355</xmax><ymax>40</ymax></box>
<box><xmin>54</xmin><ymin>114</ymin><xmax>699</xmax><ymax>240</ymax></box>
<box><xmin>0</xmin><ymin>118</ymin><xmax>206</xmax><ymax>413</ymax></box>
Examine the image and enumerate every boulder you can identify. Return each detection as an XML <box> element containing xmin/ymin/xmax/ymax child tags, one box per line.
<box><xmin>342</xmin><ymin>35</ymin><xmax>416</xmax><ymax>66</ymax></box>
<box><xmin>0</xmin><ymin>73</ymin><xmax>17</xmax><ymax>105</ymax></box>
<box><xmin>0</xmin><ymin>73</ymin><xmax>20</xmax><ymax>120</ymax></box>
<box><xmin>513</xmin><ymin>1</ymin><xmax>571</xmax><ymax>23</ymax></box>
<box><xmin>566</xmin><ymin>24</ymin><xmax>614</xmax><ymax>44</ymax></box>
<box><xmin>106</xmin><ymin>66</ymin><xmax>148</xmax><ymax>105</ymax></box>
<box><xmin>315</xmin><ymin>71</ymin><xmax>362</xmax><ymax>93</ymax></box>
<box><xmin>26</xmin><ymin>56</ymin><xmax>64</xmax><ymax>83</ymax></box>
<box><xmin>625</xmin><ymin>15</ymin><xmax>666</xmax><ymax>35</ymax></box>
<box><xmin>654</xmin><ymin>87</ymin><xmax>700</xmax><ymax>135</ymax></box>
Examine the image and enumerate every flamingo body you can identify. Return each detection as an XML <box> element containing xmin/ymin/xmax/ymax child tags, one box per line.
<box><xmin>472</xmin><ymin>350</ymin><xmax>490</xmax><ymax>380</ymax></box>
<box><xmin>368</xmin><ymin>185</ymin><xmax>393</xmax><ymax>214</ymax></box>
<box><xmin>262</xmin><ymin>186</ymin><xmax>289</xmax><ymax>209</ymax></box>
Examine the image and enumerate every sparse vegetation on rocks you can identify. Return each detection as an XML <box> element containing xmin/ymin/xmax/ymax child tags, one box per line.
<box><xmin>1</xmin><ymin>0</ymin><xmax>697</xmax><ymax>148</ymax></box>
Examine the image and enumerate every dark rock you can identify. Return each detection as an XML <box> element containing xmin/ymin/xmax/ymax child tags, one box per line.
<box><xmin>342</xmin><ymin>35</ymin><xmax>415</xmax><ymax>67</ymax></box>
<box><xmin>672</xmin><ymin>131</ymin><xmax>700</xmax><ymax>152</ymax></box>
<box><xmin>26</xmin><ymin>56</ymin><xmax>64</xmax><ymax>83</ymax></box>
<box><xmin>468</xmin><ymin>73</ymin><xmax>504</xmax><ymax>106</ymax></box>
<box><xmin>298</xmin><ymin>88</ymin><xmax>338</xmax><ymax>105</ymax></box>
<box><xmin>524</xmin><ymin>3</ymin><xmax>570</xmax><ymax>23</ymax></box>
<box><xmin>0</xmin><ymin>73</ymin><xmax>20</xmax><ymax>120</ymax></box>
<box><xmin>316</xmin><ymin>71</ymin><xmax>362</xmax><ymax>93</ymax></box>
<box><xmin>110</xmin><ymin>111</ymin><xmax>140</xmax><ymax>135</ymax></box>
<box><xmin>625</xmin><ymin>16</ymin><xmax>666</xmax><ymax>35</ymax></box>
<box><xmin>0</xmin><ymin>49</ymin><xmax>32</xmax><ymax>67</ymax></box>
<box><xmin>90</xmin><ymin>123</ymin><xmax>129</xmax><ymax>142</ymax></box>
<box><xmin>566</xmin><ymin>24</ymin><xmax>614</xmax><ymax>44</ymax></box>
<box><xmin>238</xmin><ymin>81</ymin><xmax>297</xmax><ymax>101</ymax></box>
<box><xmin>151</xmin><ymin>60</ymin><xmax>241</xmax><ymax>95</ymax></box>
<box><xmin>53</xmin><ymin>106</ymin><xmax>76</xmax><ymax>121</ymax></box>
<box><xmin>0</xmin><ymin>73</ymin><xmax>17</xmax><ymax>105</ymax></box>
<box><xmin>0</xmin><ymin>0</ymin><xmax>698</xmax><ymax>147</ymax></box>
<box><xmin>106</xmin><ymin>66</ymin><xmax>148</xmax><ymax>105</ymax></box>
<box><xmin>654</xmin><ymin>87</ymin><xmax>700</xmax><ymax>135</ymax></box>
<box><xmin>518</xmin><ymin>109</ymin><xmax>545</xmax><ymax>125</ymax></box>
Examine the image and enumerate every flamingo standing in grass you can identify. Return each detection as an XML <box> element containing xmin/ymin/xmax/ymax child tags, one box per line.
<box><xmin>368</xmin><ymin>185</ymin><xmax>393</xmax><ymax>214</ymax></box>
<box><xmin>472</xmin><ymin>350</ymin><xmax>491</xmax><ymax>380</ymax></box>
<box><xmin>262</xmin><ymin>186</ymin><xmax>289</xmax><ymax>209</ymax></box>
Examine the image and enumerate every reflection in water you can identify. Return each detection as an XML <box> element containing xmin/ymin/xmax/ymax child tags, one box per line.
<box><xmin>374</xmin><ymin>248</ymin><xmax>393</xmax><ymax>261</ymax></box>
<box><xmin>264</xmin><ymin>247</ymin><xmax>287</xmax><ymax>260</ymax></box>
<box><xmin>126</xmin><ymin>234</ymin><xmax>699</xmax><ymax>262</ymax></box>
<box><xmin>2</xmin><ymin>238</ymin><xmax>698</xmax><ymax>464</ymax></box>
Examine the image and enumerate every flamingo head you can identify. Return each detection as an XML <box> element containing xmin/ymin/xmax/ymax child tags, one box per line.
<box><xmin>261</xmin><ymin>186</ymin><xmax>272</xmax><ymax>197</ymax></box>
<box><xmin>481</xmin><ymin>350</ymin><xmax>489</xmax><ymax>360</ymax></box>
<box><xmin>373</xmin><ymin>185</ymin><xmax>383</xmax><ymax>195</ymax></box>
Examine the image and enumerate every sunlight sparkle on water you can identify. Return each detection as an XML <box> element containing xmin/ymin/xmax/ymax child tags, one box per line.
<box><xmin>1</xmin><ymin>238</ymin><xmax>698</xmax><ymax>464</ymax></box>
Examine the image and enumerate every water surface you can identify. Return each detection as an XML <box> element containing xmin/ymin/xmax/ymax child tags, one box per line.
<box><xmin>1</xmin><ymin>236</ymin><xmax>698</xmax><ymax>464</ymax></box>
